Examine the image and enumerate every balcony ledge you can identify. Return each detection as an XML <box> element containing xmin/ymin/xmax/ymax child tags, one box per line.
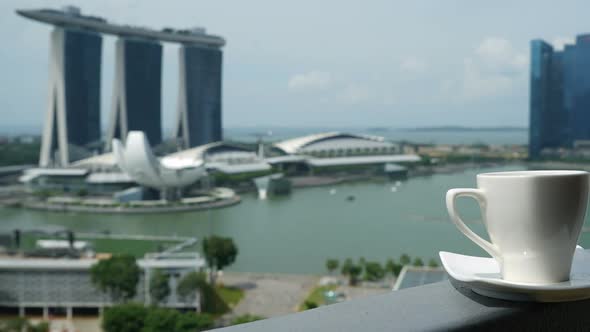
<box><xmin>215</xmin><ymin>279</ymin><xmax>590</xmax><ymax>331</ymax></box>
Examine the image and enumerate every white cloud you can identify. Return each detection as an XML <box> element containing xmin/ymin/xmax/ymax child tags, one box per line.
<box><xmin>445</xmin><ymin>37</ymin><xmax>528</xmax><ymax>102</ymax></box>
<box><xmin>287</xmin><ymin>71</ymin><xmax>332</xmax><ymax>91</ymax></box>
<box><xmin>552</xmin><ymin>36</ymin><xmax>575</xmax><ymax>51</ymax></box>
<box><xmin>459</xmin><ymin>58</ymin><xmax>515</xmax><ymax>101</ymax></box>
<box><xmin>474</xmin><ymin>37</ymin><xmax>528</xmax><ymax>76</ymax></box>
<box><xmin>400</xmin><ymin>57</ymin><xmax>426</xmax><ymax>73</ymax></box>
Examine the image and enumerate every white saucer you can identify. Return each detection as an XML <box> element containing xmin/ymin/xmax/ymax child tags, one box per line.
<box><xmin>440</xmin><ymin>246</ymin><xmax>590</xmax><ymax>302</ymax></box>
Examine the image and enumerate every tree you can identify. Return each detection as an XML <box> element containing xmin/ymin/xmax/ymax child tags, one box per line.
<box><xmin>303</xmin><ymin>301</ymin><xmax>318</xmax><ymax>310</ymax></box>
<box><xmin>176</xmin><ymin>271</ymin><xmax>230</xmax><ymax>314</ymax></box>
<box><xmin>29</xmin><ymin>321</ymin><xmax>50</xmax><ymax>332</ymax></box>
<box><xmin>385</xmin><ymin>259</ymin><xmax>396</xmax><ymax>275</ymax></box>
<box><xmin>91</xmin><ymin>255</ymin><xmax>140</xmax><ymax>302</ymax></box>
<box><xmin>0</xmin><ymin>318</ymin><xmax>49</xmax><ymax>332</ymax></box>
<box><xmin>231</xmin><ymin>314</ymin><xmax>265</xmax><ymax>325</ymax></box>
<box><xmin>364</xmin><ymin>261</ymin><xmax>385</xmax><ymax>281</ymax></box>
<box><xmin>102</xmin><ymin>303</ymin><xmax>147</xmax><ymax>332</ymax></box>
<box><xmin>149</xmin><ymin>269</ymin><xmax>170</xmax><ymax>305</ymax></box>
<box><xmin>202</xmin><ymin>236</ymin><xmax>238</xmax><ymax>284</ymax></box>
<box><xmin>175</xmin><ymin>312</ymin><xmax>214</xmax><ymax>331</ymax></box>
<box><xmin>341</xmin><ymin>258</ymin><xmax>353</xmax><ymax>276</ymax></box>
<box><xmin>177</xmin><ymin>272</ymin><xmax>207</xmax><ymax>305</ymax></box>
<box><xmin>142</xmin><ymin>307</ymin><xmax>179</xmax><ymax>332</ymax></box>
<box><xmin>325</xmin><ymin>259</ymin><xmax>339</xmax><ymax>274</ymax></box>
<box><xmin>428</xmin><ymin>258</ymin><xmax>439</xmax><ymax>268</ymax></box>
<box><xmin>348</xmin><ymin>264</ymin><xmax>363</xmax><ymax>286</ymax></box>
<box><xmin>102</xmin><ymin>304</ymin><xmax>213</xmax><ymax>332</ymax></box>
<box><xmin>413</xmin><ymin>257</ymin><xmax>424</xmax><ymax>267</ymax></box>
<box><xmin>1</xmin><ymin>317</ymin><xmax>28</xmax><ymax>332</ymax></box>
<box><xmin>400</xmin><ymin>254</ymin><xmax>411</xmax><ymax>266</ymax></box>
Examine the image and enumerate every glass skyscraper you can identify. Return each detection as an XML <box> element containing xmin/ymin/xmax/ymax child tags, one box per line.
<box><xmin>63</xmin><ymin>28</ymin><xmax>102</xmax><ymax>147</ymax></box>
<box><xmin>176</xmin><ymin>45</ymin><xmax>223</xmax><ymax>148</ymax></box>
<box><xmin>107</xmin><ymin>38</ymin><xmax>163</xmax><ymax>147</ymax></box>
<box><xmin>529</xmin><ymin>34</ymin><xmax>590</xmax><ymax>158</ymax></box>
<box><xmin>122</xmin><ymin>38</ymin><xmax>162</xmax><ymax>146</ymax></box>
<box><xmin>39</xmin><ymin>27</ymin><xmax>102</xmax><ymax>166</ymax></box>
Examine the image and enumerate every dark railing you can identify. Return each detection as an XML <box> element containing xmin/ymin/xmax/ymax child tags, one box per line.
<box><xmin>215</xmin><ymin>280</ymin><xmax>590</xmax><ymax>331</ymax></box>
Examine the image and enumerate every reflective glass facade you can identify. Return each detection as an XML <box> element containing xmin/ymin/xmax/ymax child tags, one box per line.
<box><xmin>529</xmin><ymin>35</ymin><xmax>590</xmax><ymax>158</ymax></box>
<box><xmin>571</xmin><ymin>35</ymin><xmax>590</xmax><ymax>142</ymax></box>
<box><xmin>63</xmin><ymin>28</ymin><xmax>102</xmax><ymax>147</ymax></box>
<box><xmin>529</xmin><ymin>40</ymin><xmax>553</xmax><ymax>158</ymax></box>
<box><xmin>183</xmin><ymin>45</ymin><xmax>222</xmax><ymax>147</ymax></box>
<box><xmin>123</xmin><ymin>38</ymin><xmax>162</xmax><ymax>146</ymax></box>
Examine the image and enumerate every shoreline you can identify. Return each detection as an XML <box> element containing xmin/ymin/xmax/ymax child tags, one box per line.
<box><xmin>19</xmin><ymin>195</ymin><xmax>241</xmax><ymax>214</ymax></box>
<box><xmin>0</xmin><ymin>160</ymin><xmax>572</xmax><ymax>214</ymax></box>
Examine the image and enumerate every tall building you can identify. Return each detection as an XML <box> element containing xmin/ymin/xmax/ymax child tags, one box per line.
<box><xmin>106</xmin><ymin>38</ymin><xmax>163</xmax><ymax>148</ymax></box>
<box><xmin>39</xmin><ymin>27</ymin><xmax>102</xmax><ymax>167</ymax></box>
<box><xmin>176</xmin><ymin>45</ymin><xmax>223</xmax><ymax>148</ymax></box>
<box><xmin>18</xmin><ymin>6</ymin><xmax>225</xmax><ymax>162</ymax></box>
<box><xmin>529</xmin><ymin>34</ymin><xmax>590</xmax><ymax>158</ymax></box>
<box><xmin>570</xmin><ymin>35</ymin><xmax>590</xmax><ymax>142</ymax></box>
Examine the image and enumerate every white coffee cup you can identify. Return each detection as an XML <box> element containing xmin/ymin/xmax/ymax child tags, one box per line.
<box><xmin>446</xmin><ymin>170</ymin><xmax>589</xmax><ymax>284</ymax></box>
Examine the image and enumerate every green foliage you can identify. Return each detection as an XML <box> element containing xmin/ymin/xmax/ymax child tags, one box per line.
<box><xmin>202</xmin><ymin>236</ymin><xmax>238</xmax><ymax>283</ymax></box>
<box><xmin>91</xmin><ymin>254</ymin><xmax>140</xmax><ymax>302</ymax></box>
<box><xmin>325</xmin><ymin>259</ymin><xmax>339</xmax><ymax>274</ymax></box>
<box><xmin>364</xmin><ymin>261</ymin><xmax>385</xmax><ymax>281</ymax></box>
<box><xmin>387</xmin><ymin>255</ymin><xmax>413</xmax><ymax>275</ymax></box>
<box><xmin>29</xmin><ymin>321</ymin><xmax>50</xmax><ymax>332</ymax></box>
<box><xmin>177</xmin><ymin>271</ymin><xmax>207</xmax><ymax>303</ymax></box>
<box><xmin>216</xmin><ymin>286</ymin><xmax>245</xmax><ymax>307</ymax></box>
<box><xmin>428</xmin><ymin>258</ymin><xmax>439</xmax><ymax>268</ymax></box>
<box><xmin>413</xmin><ymin>257</ymin><xmax>424</xmax><ymax>267</ymax></box>
<box><xmin>0</xmin><ymin>142</ymin><xmax>40</xmax><ymax>166</ymax></box>
<box><xmin>341</xmin><ymin>258</ymin><xmax>353</xmax><ymax>275</ymax></box>
<box><xmin>213</xmin><ymin>169</ymin><xmax>274</xmax><ymax>185</ymax></box>
<box><xmin>175</xmin><ymin>312</ymin><xmax>214</xmax><ymax>331</ymax></box>
<box><xmin>102</xmin><ymin>303</ymin><xmax>147</xmax><ymax>332</ymax></box>
<box><xmin>200</xmin><ymin>282</ymin><xmax>231</xmax><ymax>315</ymax></box>
<box><xmin>358</xmin><ymin>257</ymin><xmax>366</xmax><ymax>266</ymax></box>
<box><xmin>149</xmin><ymin>269</ymin><xmax>171</xmax><ymax>305</ymax></box>
<box><xmin>142</xmin><ymin>307</ymin><xmax>182</xmax><ymax>332</ymax></box>
<box><xmin>385</xmin><ymin>259</ymin><xmax>396</xmax><ymax>275</ymax></box>
<box><xmin>231</xmin><ymin>314</ymin><xmax>265</xmax><ymax>325</ymax></box>
<box><xmin>102</xmin><ymin>303</ymin><xmax>213</xmax><ymax>332</ymax></box>
<box><xmin>177</xmin><ymin>272</ymin><xmax>230</xmax><ymax>315</ymax></box>
<box><xmin>77</xmin><ymin>188</ymin><xmax>88</xmax><ymax>197</ymax></box>
<box><xmin>1</xmin><ymin>317</ymin><xmax>28</xmax><ymax>332</ymax></box>
<box><xmin>348</xmin><ymin>264</ymin><xmax>363</xmax><ymax>286</ymax></box>
<box><xmin>400</xmin><ymin>254</ymin><xmax>411</xmax><ymax>266</ymax></box>
<box><xmin>303</xmin><ymin>300</ymin><xmax>318</xmax><ymax>310</ymax></box>
<box><xmin>1</xmin><ymin>319</ymin><xmax>50</xmax><ymax>332</ymax></box>
<box><xmin>299</xmin><ymin>285</ymin><xmax>337</xmax><ymax>310</ymax></box>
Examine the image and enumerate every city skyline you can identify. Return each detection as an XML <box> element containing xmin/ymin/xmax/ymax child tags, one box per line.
<box><xmin>2</xmin><ymin>0</ymin><xmax>590</xmax><ymax>130</ymax></box>
<box><xmin>529</xmin><ymin>34</ymin><xmax>590</xmax><ymax>158</ymax></box>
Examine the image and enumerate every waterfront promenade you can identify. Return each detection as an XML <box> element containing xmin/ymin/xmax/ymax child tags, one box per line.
<box><xmin>21</xmin><ymin>195</ymin><xmax>241</xmax><ymax>214</ymax></box>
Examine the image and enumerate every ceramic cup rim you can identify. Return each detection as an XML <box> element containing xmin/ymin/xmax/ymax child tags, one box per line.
<box><xmin>477</xmin><ymin>170</ymin><xmax>588</xmax><ymax>178</ymax></box>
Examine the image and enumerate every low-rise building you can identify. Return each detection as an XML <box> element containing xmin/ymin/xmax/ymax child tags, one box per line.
<box><xmin>0</xmin><ymin>253</ymin><xmax>205</xmax><ymax>318</ymax></box>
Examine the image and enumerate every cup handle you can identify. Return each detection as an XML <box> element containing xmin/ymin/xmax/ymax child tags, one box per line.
<box><xmin>446</xmin><ymin>188</ymin><xmax>501</xmax><ymax>262</ymax></box>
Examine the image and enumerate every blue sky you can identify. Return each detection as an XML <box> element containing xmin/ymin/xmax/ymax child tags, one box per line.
<box><xmin>1</xmin><ymin>0</ymin><xmax>589</xmax><ymax>130</ymax></box>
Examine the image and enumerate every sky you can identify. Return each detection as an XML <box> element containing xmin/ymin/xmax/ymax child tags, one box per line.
<box><xmin>1</xmin><ymin>0</ymin><xmax>589</xmax><ymax>131</ymax></box>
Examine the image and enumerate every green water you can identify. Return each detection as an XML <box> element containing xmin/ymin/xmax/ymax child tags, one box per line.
<box><xmin>3</xmin><ymin>165</ymin><xmax>590</xmax><ymax>274</ymax></box>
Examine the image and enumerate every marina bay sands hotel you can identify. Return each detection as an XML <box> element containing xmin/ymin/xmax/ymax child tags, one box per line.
<box><xmin>17</xmin><ymin>6</ymin><xmax>225</xmax><ymax>167</ymax></box>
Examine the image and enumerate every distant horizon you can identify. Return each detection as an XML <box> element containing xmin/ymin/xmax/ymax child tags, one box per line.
<box><xmin>3</xmin><ymin>0</ymin><xmax>590</xmax><ymax>129</ymax></box>
<box><xmin>0</xmin><ymin>124</ymin><xmax>528</xmax><ymax>137</ymax></box>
